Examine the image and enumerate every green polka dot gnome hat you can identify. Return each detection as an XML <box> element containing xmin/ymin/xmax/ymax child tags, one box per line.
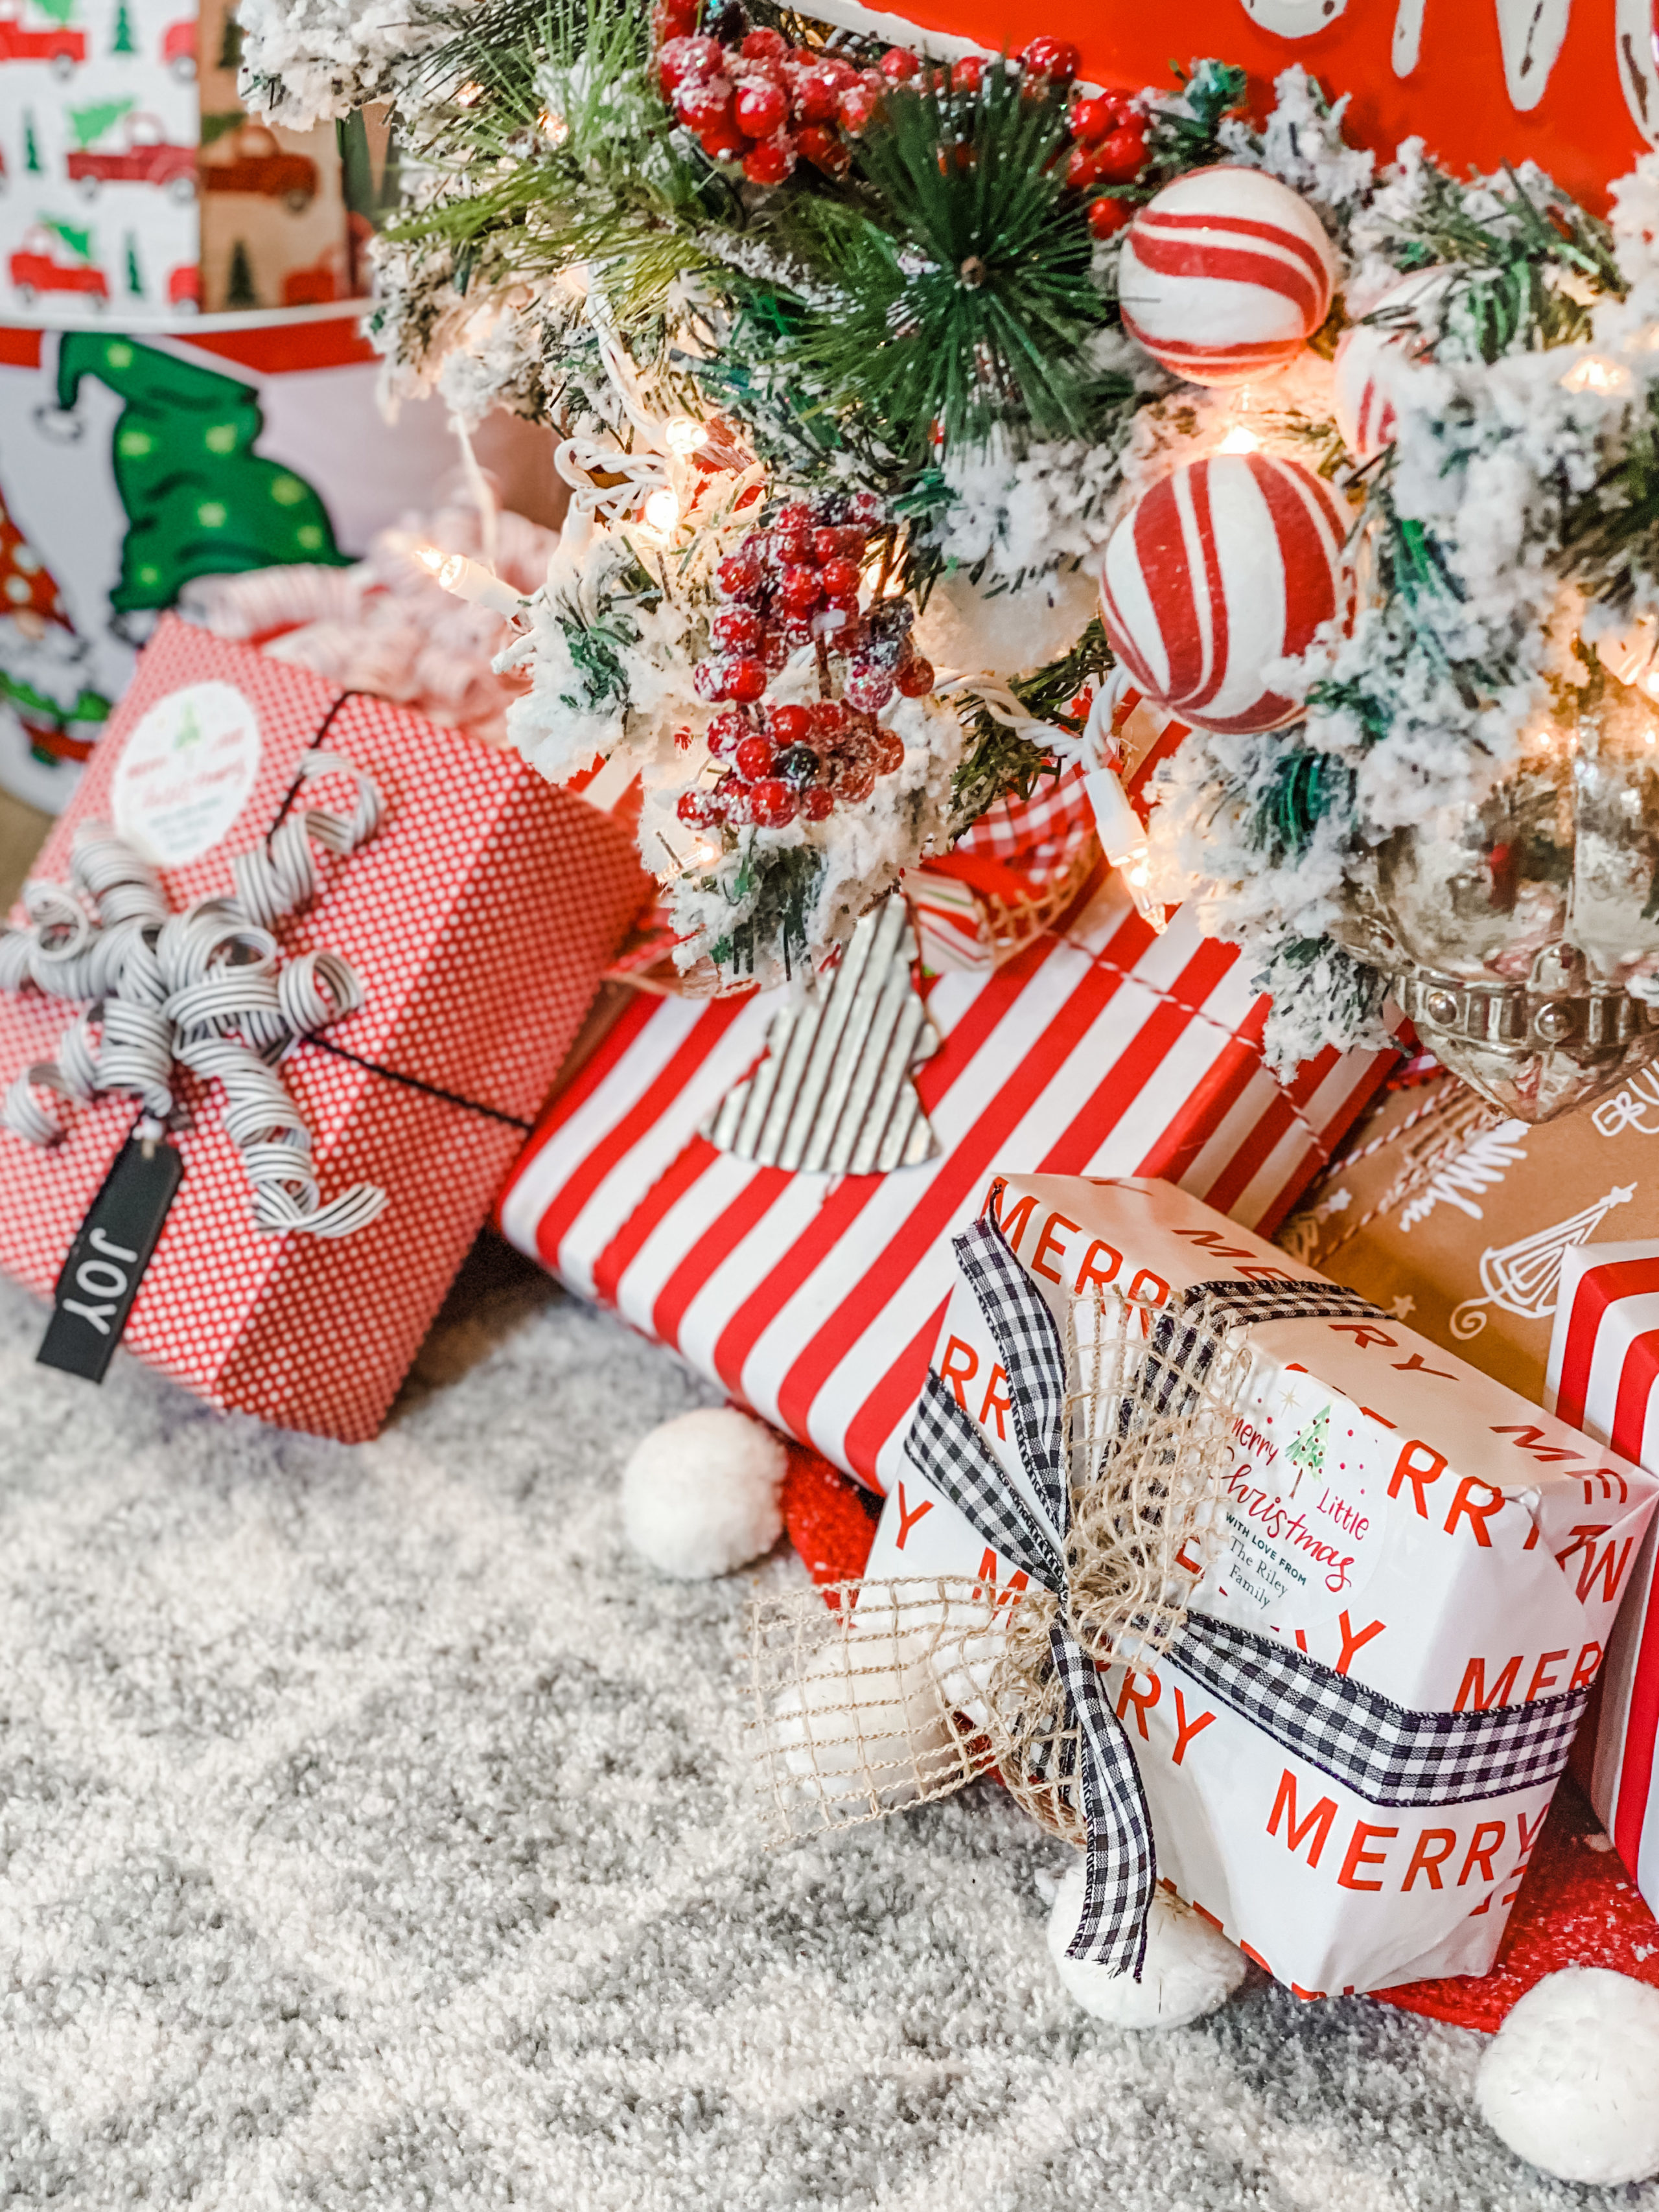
<box><xmin>51</xmin><ymin>332</ymin><xmax>349</xmax><ymax>616</ymax></box>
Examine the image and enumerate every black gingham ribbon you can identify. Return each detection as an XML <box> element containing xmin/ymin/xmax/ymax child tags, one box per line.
<box><xmin>903</xmin><ymin>1211</ymin><xmax>1591</xmax><ymax>1980</ymax></box>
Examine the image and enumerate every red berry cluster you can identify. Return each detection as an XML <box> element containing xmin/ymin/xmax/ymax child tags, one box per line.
<box><xmin>1067</xmin><ymin>89</ymin><xmax>1148</xmax><ymax>238</ymax></box>
<box><xmin>653</xmin><ymin>9</ymin><xmax>1089</xmax><ymax>190</ymax></box>
<box><xmin>657</xmin><ymin>23</ymin><xmax>883</xmax><ymax>183</ymax></box>
<box><xmin>676</xmin><ymin>492</ymin><xmax>936</xmax><ymax>835</ymax></box>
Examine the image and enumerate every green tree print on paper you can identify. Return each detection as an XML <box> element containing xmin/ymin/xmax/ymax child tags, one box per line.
<box><xmin>34</xmin><ymin>0</ymin><xmax>77</xmax><ymax>25</ymax></box>
<box><xmin>53</xmin><ymin>332</ymin><xmax>349</xmax><ymax>612</ymax></box>
<box><xmin>122</xmin><ymin>230</ymin><xmax>143</xmax><ymax>297</ymax></box>
<box><xmin>1284</xmin><ymin>1404</ymin><xmax>1330</xmax><ymax>1494</ymax></box>
<box><xmin>110</xmin><ymin>0</ymin><xmax>135</xmax><ymax>54</ymax></box>
<box><xmin>22</xmin><ymin>111</ymin><xmax>42</xmax><ymax>174</ymax></box>
<box><xmin>42</xmin><ymin>216</ymin><xmax>94</xmax><ymax>264</ymax></box>
<box><xmin>67</xmin><ymin>97</ymin><xmax>135</xmax><ymax>150</ymax></box>
<box><xmin>225</xmin><ymin>238</ymin><xmax>257</xmax><ymax>309</ymax></box>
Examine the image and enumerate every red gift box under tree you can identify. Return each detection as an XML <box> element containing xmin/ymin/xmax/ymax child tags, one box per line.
<box><xmin>0</xmin><ymin>617</ymin><xmax>650</xmax><ymax>1439</ymax></box>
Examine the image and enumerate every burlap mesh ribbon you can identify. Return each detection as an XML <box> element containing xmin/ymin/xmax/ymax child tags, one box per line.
<box><xmin>747</xmin><ymin>1217</ymin><xmax>1250</xmax><ymax>1976</ymax></box>
<box><xmin>0</xmin><ymin>752</ymin><xmax>388</xmax><ymax>1237</ymax></box>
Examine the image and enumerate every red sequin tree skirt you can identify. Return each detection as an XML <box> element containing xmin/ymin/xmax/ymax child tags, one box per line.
<box><xmin>780</xmin><ymin>1441</ymin><xmax>1659</xmax><ymax>2031</ymax></box>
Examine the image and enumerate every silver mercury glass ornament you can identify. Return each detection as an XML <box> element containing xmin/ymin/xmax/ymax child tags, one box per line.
<box><xmin>1330</xmin><ymin>669</ymin><xmax>1659</xmax><ymax>1122</ymax></box>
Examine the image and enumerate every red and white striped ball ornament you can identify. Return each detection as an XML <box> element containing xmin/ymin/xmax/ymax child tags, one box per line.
<box><xmin>1098</xmin><ymin>452</ymin><xmax>1350</xmax><ymax>735</ymax></box>
<box><xmin>1332</xmin><ymin>268</ymin><xmax>1450</xmax><ymax>461</ymax></box>
<box><xmin>1117</xmin><ymin>165</ymin><xmax>1338</xmax><ymax>386</ymax></box>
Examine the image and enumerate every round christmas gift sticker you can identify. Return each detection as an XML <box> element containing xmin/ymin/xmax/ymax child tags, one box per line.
<box><xmin>111</xmin><ymin>682</ymin><xmax>262</xmax><ymax>866</ymax></box>
<box><xmin>1203</xmin><ymin>1376</ymin><xmax>1386</xmax><ymax>1631</ymax></box>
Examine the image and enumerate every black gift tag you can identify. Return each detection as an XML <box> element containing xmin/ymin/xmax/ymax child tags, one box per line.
<box><xmin>37</xmin><ymin>1132</ymin><xmax>184</xmax><ymax>1383</ymax></box>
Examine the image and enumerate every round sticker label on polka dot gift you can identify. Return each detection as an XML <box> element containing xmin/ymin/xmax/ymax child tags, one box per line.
<box><xmin>111</xmin><ymin>681</ymin><xmax>262</xmax><ymax>866</ymax></box>
<box><xmin>1201</xmin><ymin>1373</ymin><xmax>1387</xmax><ymax>1632</ymax></box>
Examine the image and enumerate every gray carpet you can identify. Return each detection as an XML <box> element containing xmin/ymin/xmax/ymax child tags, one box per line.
<box><xmin>0</xmin><ymin>1244</ymin><xmax>1647</xmax><ymax>2211</ymax></box>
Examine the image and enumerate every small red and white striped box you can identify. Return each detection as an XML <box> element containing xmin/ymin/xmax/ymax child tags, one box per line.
<box><xmin>495</xmin><ymin>866</ymin><xmax>1396</xmax><ymax>1493</ymax></box>
<box><xmin>1547</xmin><ymin>1240</ymin><xmax>1659</xmax><ymax>1904</ymax></box>
<box><xmin>0</xmin><ymin>618</ymin><xmax>651</xmax><ymax>1440</ymax></box>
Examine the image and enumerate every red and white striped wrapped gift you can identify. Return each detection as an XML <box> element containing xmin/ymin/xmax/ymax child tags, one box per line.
<box><xmin>496</xmin><ymin>866</ymin><xmax>1395</xmax><ymax>1493</ymax></box>
<box><xmin>1547</xmin><ymin>1239</ymin><xmax>1659</xmax><ymax>1906</ymax></box>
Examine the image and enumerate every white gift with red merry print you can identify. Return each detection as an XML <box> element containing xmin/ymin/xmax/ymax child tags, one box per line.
<box><xmin>867</xmin><ymin>1175</ymin><xmax>1658</xmax><ymax>1999</ymax></box>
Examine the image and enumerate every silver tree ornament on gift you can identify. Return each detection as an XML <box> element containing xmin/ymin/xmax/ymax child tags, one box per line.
<box><xmin>1329</xmin><ymin>666</ymin><xmax>1659</xmax><ymax>1123</ymax></box>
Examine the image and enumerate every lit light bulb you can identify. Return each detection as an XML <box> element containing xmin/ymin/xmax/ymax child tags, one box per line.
<box><xmin>637</xmin><ymin>487</ymin><xmax>680</xmax><ymax>545</ymax></box>
<box><xmin>1561</xmin><ymin>355</ymin><xmax>1630</xmax><ymax>395</ymax></box>
<box><xmin>1217</xmin><ymin>424</ymin><xmax>1260</xmax><ymax>455</ymax></box>
<box><xmin>454</xmin><ymin>78</ymin><xmax>484</xmax><ymax>107</ymax></box>
<box><xmin>664</xmin><ymin>415</ymin><xmax>708</xmax><ymax>456</ymax></box>
<box><xmin>414</xmin><ymin>542</ymin><xmax>523</xmax><ymax>615</ymax></box>
<box><xmin>538</xmin><ymin>107</ymin><xmax>570</xmax><ymax>143</ymax></box>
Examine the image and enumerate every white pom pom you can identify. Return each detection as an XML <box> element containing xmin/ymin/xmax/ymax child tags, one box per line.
<box><xmin>1476</xmin><ymin>1967</ymin><xmax>1659</xmax><ymax>2184</ymax></box>
<box><xmin>1046</xmin><ymin>1863</ymin><xmax>1247</xmax><ymax>2028</ymax></box>
<box><xmin>620</xmin><ymin>1407</ymin><xmax>787</xmax><ymax>1580</ymax></box>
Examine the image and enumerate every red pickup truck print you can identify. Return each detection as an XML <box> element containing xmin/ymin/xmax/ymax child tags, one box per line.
<box><xmin>10</xmin><ymin>229</ymin><xmax>106</xmax><ymax>305</ymax></box>
<box><xmin>0</xmin><ymin>10</ymin><xmax>85</xmax><ymax>71</ymax></box>
<box><xmin>67</xmin><ymin>115</ymin><xmax>196</xmax><ymax>199</ymax></box>
<box><xmin>202</xmin><ymin>124</ymin><xmax>316</xmax><ymax>211</ymax></box>
<box><xmin>167</xmin><ymin>262</ymin><xmax>200</xmax><ymax>311</ymax></box>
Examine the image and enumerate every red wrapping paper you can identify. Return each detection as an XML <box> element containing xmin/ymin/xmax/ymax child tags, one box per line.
<box><xmin>0</xmin><ymin>617</ymin><xmax>650</xmax><ymax>1438</ymax></box>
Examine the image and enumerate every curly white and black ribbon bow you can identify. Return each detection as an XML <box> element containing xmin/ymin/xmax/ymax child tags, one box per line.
<box><xmin>0</xmin><ymin>752</ymin><xmax>388</xmax><ymax>1238</ymax></box>
<box><xmin>903</xmin><ymin>1212</ymin><xmax>1592</xmax><ymax>1979</ymax></box>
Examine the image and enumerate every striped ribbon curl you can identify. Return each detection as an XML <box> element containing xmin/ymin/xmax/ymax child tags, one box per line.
<box><xmin>1</xmin><ymin>751</ymin><xmax>388</xmax><ymax>1239</ymax></box>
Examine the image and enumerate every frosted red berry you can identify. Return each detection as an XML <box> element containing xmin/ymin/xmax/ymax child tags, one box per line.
<box><xmin>706</xmin><ymin>708</ymin><xmax>749</xmax><ymax>757</ymax></box>
<box><xmin>693</xmin><ymin>658</ymin><xmax>727</xmax><ymax>702</ymax></box>
<box><xmin>659</xmin><ymin>34</ymin><xmax>723</xmax><ymax>91</ymax></box>
<box><xmin>818</xmin><ymin>556</ymin><xmax>861</xmax><ymax>603</ymax></box>
<box><xmin>796</xmin><ymin>123</ymin><xmax>849</xmax><ymax>174</ymax></box>
<box><xmin>734</xmin><ymin>78</ymin><xmax>789</xmax><ymax>137</ymax></box>
<box><xmin>894</xmin><ymin>654</ymin><xmax>935</xmax><ymax>697</ymax></box>
<box><xmin>767</xmin><ymin>702</ymin><xmax>812</xmax><ymax>746</ymax></box>
<box><xmin>835</xmin><ymin>760</ymin><xmax>876</xmax><ymax>803</ymax></box>
<box><xmin>839</xmin><ymin>82</ymin><xmax>879</xmax><ymax>133</ymax></box>
<box><xmin>951</xmin><ymin>54</ymin><xmax>984</xmax><ymax>93</ymax></box>
<box><xmin>879</xmin><ymin>46</ymin><xmax>918</xmax><ymax>79</ymax></box>
<box><xmin>740</xmin><ymin>26</ymin><xmax>789</xmax><ymax>61</ymax></box>
<box><xmin>749</xmin><ymin>778</ymin><xmax>798</xmax><ymax>827</ymax></box>
<box><xmin>726</xmin><ymin>656</ymin><xmax>768</xmax><ymax>702</ymax></box>
<box><xmin>1067</xmin><ymin>141</ymin><xmax>1105</xmax><ymax>190</ymax></box>
<box><xmin>734</xmin><ymin>733</ymin><xmax>775</xmax><ymax>779</ymax></box>
<box><xmin>742</xmin><ymin>133</ymin><xmax>796</xmax><ymax>183</ymax></box>
<box><xmin>712</xmin><ymin>606</ymin><xmax>761</xmax><ymax>651</ymax></box>
<box><xmin>676</xmin><ymin>76</ymin><xmax>735</xmax><ymax>130</ymax></box>
<box><xmin>717</xmin><ymin>554</ymin><xmax>763</xmax><ymax>599</ymax></box>
<box><xmin>1087</xmin><ymin>194</ymin><xmax>1131</xmax><ymax>240</ymax></box>
<box><xmin>844</xmin><ymin>662</ymin><xmax>896</xmax><ymax>712</ymax></box>
<box><xmin>1093</xmin><ymin>121</ymin><xmax>1148</xmax><ymax>183</ymax></box>
<box><xmin>1070</xmin><ymin>92</ymin><xmax>1127</xmax><ymax>143</ymax></box>
<box><xmin>1021</xmin><ymin>35</ymin><xmax>1079</xmax><ymax>80</ymax></box>
<box><xmin>873</xmin><ymin>728</ymin><xmax>906</xmax><ymax>774</ymax></box>
<box><xmin>778</xmin><ymin>563</ymin><xmax>822</xmax><ymax>611</ymax></box>
<box><xmin>677</xmin><ymin>787</ymin><xmax>719</xmax><ymax>825</ymax></box>
<box><xmin>700</xmin><ymin>116</ymin><xmax>746</xmax><ymax>161</ymax></box>
<box><xmin>800</xmin><ymin>785</ymin><xmax>835</xmax><ymax>822</ymax></box>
